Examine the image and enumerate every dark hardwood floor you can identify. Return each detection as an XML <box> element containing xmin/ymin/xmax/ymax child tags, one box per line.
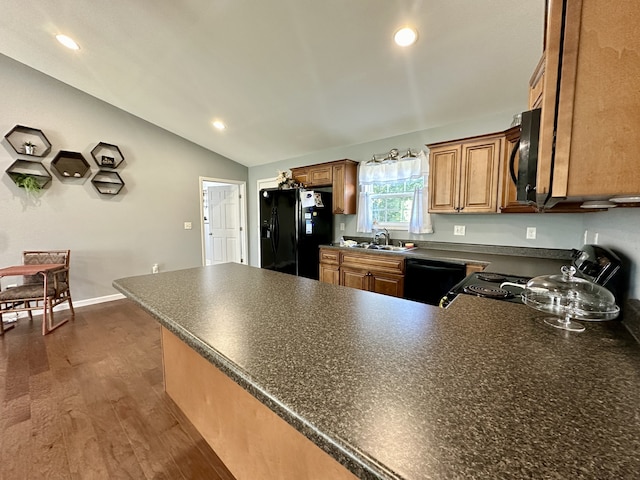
<box><xmin>0</xmin><ymin>299</ymin><xmax>236</xmax><ymax>480</ymax></box>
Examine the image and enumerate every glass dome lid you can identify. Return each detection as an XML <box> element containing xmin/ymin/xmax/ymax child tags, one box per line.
<box><xmin>522</xmin><ymin>265</ymin><xmax>620</xmax><ymax>332</ymax></box>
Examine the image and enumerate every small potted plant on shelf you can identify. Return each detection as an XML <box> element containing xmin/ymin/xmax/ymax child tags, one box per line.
<box><xmin>22</xmin><ymin>141</ymin><xmax>37</xmax><ymax>155</ymax></box>
<box><xmin>14</xmin><ymin>174</ymin><xmax>42</xmax><ymax>195</ymax></box>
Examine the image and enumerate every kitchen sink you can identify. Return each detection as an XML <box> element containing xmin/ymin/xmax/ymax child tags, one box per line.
<box><xmin>349</xmin><ymin>243</ymin><xmax>416</xmax><ymax>252</ymax></box>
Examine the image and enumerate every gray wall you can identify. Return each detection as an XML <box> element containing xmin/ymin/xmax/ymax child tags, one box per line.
<box><xmin>0</xmin><ymin>54</ymin><xmax>247</xmax><ymax>302</ymax></box>
<box><xmin>248</xmin><ymin>113</ymin><xmax>639</xmax><ymax>299</ymax></box>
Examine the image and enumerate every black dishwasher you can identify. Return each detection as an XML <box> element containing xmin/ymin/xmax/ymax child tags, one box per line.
<box><xmin>404</xmin><ymin>258</ymin><xmax>467</xmax><ymax>306</ymax></box>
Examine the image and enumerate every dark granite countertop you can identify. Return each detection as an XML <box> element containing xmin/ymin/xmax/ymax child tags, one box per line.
<box><xmin>114</xmin><ymin>264</ymin><xmax>640</xmax><ymax>480</ymax></box>
<box><xmin>322</xmin><ymin>242</ymin><xmax>573</xmax><ymax>279</ymax></box>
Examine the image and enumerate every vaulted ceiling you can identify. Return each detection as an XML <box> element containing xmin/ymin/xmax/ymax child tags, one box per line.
<box><xmin>0</xmin><ymin>1</ymin><xmax>544</xmax><ymax>166</ymax></box>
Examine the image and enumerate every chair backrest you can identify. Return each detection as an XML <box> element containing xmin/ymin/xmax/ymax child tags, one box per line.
<box><xmin>22</xmin><ymin>250</ymin><xmax>71</xmax><ymax>285</ymax></box>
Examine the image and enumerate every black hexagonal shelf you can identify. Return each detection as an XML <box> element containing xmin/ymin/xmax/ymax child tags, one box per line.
<box><xmin>6</xmin><ymin>159</ymin><xmax>52</xmax><ymax>189</ymax></box>
<box><xmin>90</xmin><ymin>142</ymin><xmax>124</xmax><ymax>169</ymax></box>
<box><xmin>51</xmin><ymin>150</ymin><xmax>91</xmax><ymax>179</ymax></box>
<box><xmin>91</xmin><ymin>171</ymin><xmax>125</xmax><ymax>195</ymax></box>
<box><xmin>4</xmin><ymin>125</ymin><xmax>53</xmax><ymax>157</ymax></box>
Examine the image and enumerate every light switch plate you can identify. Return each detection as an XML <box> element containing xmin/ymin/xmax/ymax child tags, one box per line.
<box><xmin>184</xmin><ymin>222</ymin><xmax>192</xmax><ymax>230</ymax></box>
<box><xmin>454</xmin><ymin>225</ymin><xmax>466</xmax><ymax>236</ymax></box>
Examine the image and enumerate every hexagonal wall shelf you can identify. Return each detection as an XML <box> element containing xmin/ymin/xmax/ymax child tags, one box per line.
<box><xmin>3</xmin><ymin>125</ymin><xmax>52</xmax><ymax>157</ymax></box>
<box><xmin>91</xmin><ymin>171</ymin><xmax>125</xmax><ymax>195</ymax></box>
<box><xmin>51</xmin><ymin>150</ymin><xmax>91</xmax><ymax>179</ymax></box>
<box><xmin>90</xmin><ymin>142</ymin><xmax>124</xmax><ymax>169</ymax></box>
<box><xmin>6</xmin><ymin>159</ymin><xmax>52</xmax><ymax>189</ymax></box>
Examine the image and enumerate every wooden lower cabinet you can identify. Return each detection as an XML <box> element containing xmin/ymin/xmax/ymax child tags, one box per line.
<box><xmin>320</xmin><ymin>248</ymin><xmax>405</xmax><ymax>298</ymax></box>
<box><xmin>340</xmin><ymin>267</ymin><xmax>404</xmax><ymax>297</ymax></box>
<box><xmin>319</xmin><ymin>263</ymin><xmax>340</xmax><ymax>285</ymax></box>
<box><xmin>340</xmin><ymin>266</ymin><xmax>369</xmax><ymax>290</ymax></box>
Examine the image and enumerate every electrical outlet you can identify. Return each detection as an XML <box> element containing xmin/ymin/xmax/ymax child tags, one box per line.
<box><xmin>340</xmin><ymin>223</ymin><xmax>345</xmax><ymax>231</ymax></box>
<box><xmin>454</xmin><ymin>225</ymin><xmax>466</xmax><ymax>236</ymax></box>
<box><xmin>526</xmin><ymin>227</ymin><xmax>537</xmax><ymax>239</ymax></box>
<box><xmin>152</xmin><ymin>263</ymin><xmax>159</xmax><ymax>274</ymax></box>
<box><xmin>184</xmin><ymin>222</ymin><xmax>192</xmax><ymax>230</ymax></box>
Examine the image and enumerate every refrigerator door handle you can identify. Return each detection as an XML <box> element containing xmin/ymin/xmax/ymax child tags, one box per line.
<box><xmin>271</xmin><ymin>207</ymin><xmax>279</xmax><ymax>253</ymax></box>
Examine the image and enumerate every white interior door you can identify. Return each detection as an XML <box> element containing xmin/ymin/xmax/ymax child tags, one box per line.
<box><xmin>208</xmin><ymin>185</ymin><xmax>240</xmax><ymax>264</ymax></box>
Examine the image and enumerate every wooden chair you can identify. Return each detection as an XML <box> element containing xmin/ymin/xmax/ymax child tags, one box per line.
<box><xmin>0</xmin><ymin>250</ymin><xmax>75</xmax><ymax>335</ymax></box>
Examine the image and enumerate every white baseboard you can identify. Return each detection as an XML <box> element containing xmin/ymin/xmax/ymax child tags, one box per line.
<box><xmin>73</xmin><ymin>293</ymin><xmax>126</xmax><ymax>308</ymax></box>
<box><xmin>2</xmin><ymin>293</ymin><xmax>126</xmax><ymax>320</ymax></box>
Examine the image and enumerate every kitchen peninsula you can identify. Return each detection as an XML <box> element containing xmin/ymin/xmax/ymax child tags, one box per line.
<box><xmin>114</xmin><ymin>263</ymin><xmax>640</xmax><ymax>480</ymax></box>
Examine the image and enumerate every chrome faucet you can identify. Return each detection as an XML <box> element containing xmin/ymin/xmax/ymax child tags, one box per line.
<box><xmin>374</xmin><ymin>228</ymin><xmax>390</xmax><ymax>246</ymax></box>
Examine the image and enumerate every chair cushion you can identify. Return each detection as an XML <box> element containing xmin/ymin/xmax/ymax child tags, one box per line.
<box><xmin>0</xmin><ymin>282</ymin><xmax>67</xmax><ymax>301</ymax></box>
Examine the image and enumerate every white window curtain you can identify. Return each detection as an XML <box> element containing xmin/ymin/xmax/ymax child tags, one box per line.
<box><xmin>356</xmin><ymin>150</ymin><xmax>433</xmax><ymax>234</ymax></box>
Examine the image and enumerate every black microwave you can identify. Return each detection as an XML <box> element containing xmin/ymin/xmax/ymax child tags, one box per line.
<box><xmin>509</xmin><ymin>108</ymin><xmax>541</xmax><ymax>203</ymax></box>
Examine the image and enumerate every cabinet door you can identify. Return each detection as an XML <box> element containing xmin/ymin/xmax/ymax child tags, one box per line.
<box><xmin>369</xmin><ymin>272</ymin><xmax>404</xmax><ymax>298</ymax></box>
<box><xmin>332</xmin><ymin>163</ymin><xmax>346</xmax><ymax>214</ymax></box>
<box><xmin>500</xmin><ymin>129</ymin><xmax>521</xmax><ymax>211</ymax></box>
<box><xmin>340</xmin><ymin>267</ymin><xmax>369</xmax><ymax>291</ymax></box>
<box><xmin>499</xmin><ymin>128</ymin><xmax>539</xmax><ymax>213</ymax></box>
<box><xmin>538</xmin><ymin>0</ymin><xmax>640</xmax><ymax>206</ymax></box>
<box><xmin>333</xmin><ymin>165</ymin><xmax>348</xmax><ymax>215</ymax></box>
<box><xmin>428</xmin><ymin>146</ymin><xmax>460</xmax><ymax>213</ymax></box>
<box><xmin>308</xmin><ymin>166</ymin><xmax>332</xmax><ymax>186</ymax></box>
<box><xmin>319</xmin><ymin>263</ymin><xmax>340</xmax><ymax>285</ymax></box>
<box><xmin>528</xmin><ymin>54</ymin><xmax>545</xmax><ymax>110</ymax></box>
<box><xmin>332</xmin><ymin>161</ymin><xmax>358</xmax><ymax>215</ymax></box>
<box><xmin>459</xmin><ymin>137</ymin><xmax>501</xmax><ymax>213</ymax></box>
<box><xmin>291</xmin><ymin>167</ymin><xmax>309</xmax><ymax>186</ymax></box>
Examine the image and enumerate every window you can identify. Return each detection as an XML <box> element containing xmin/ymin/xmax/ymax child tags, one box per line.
<box><xmin>369</xmin><ymin>178</ymin><xmax>424</xmax><ymax>228</ymax></box>
<box><xmin>356</xmin><ymin>151</ymin><xmax>433</xmax><ymax>234</ymax></box>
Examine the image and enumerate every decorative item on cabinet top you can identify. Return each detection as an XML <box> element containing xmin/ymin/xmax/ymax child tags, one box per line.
<box><xmin>90</xmin><ymin>142</ymin><xmax>124</xmax><ymax>168</ymax></box>
<box><xmin>366</xmin><ymin>148</ymin><xmax>419</xmax><ymax>165</ymax></box>
<box><xmin>51</xmin><ymin>150</ymin><xmax>91</xmax><ymax>179</ymax></box>
<box><xmin>5</xmin><ymin>159</ymin><xmax>52</xmax><ymax>192</ymax></box>
<box><xmin>91</xmin><ymin>170</ymin><xmax>124</xmax><ymax>195</ymax></box>
<box><xmin>3</xmin><ymin>125</ymin><xmax>52</xmax><ymax>158</ymax></box>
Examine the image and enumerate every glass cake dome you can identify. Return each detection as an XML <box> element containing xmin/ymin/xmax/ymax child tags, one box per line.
<box><xmin>522</xmin><ymin>265</ymin><xmax>620</xmax><ymax>332</ymax></box>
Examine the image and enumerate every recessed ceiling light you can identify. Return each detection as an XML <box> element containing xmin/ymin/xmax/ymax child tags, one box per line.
<box><xmin>212</xmin><ymin>120</ymin><xmax>226</xmax><ymax>131</ymax></box>
<box><xmin>56</xmin><ymin>34</ymin><xmax>80</xmax><ymax>50</ymax></box>
<box><xmin>394</xmin><ymin>27</ymin><xmax>418</xmax><ymax>47</ymax></box>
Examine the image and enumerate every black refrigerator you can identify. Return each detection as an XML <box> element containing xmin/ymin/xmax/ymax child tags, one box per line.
<box><xmin>259</xmin><ymin>187</ymin><xmax>333</xmax><ymax>280</ymax></box>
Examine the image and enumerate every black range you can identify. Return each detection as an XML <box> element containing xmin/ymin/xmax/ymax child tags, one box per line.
<box><xmin>444</xmin><ymin>271</ymin><xmax>530</xmax><ymax>306</ymax></box>
<box><xmin>443</xmin><ymin>244</ymin><xmax>626</xmax><ymax>308</ymax></box>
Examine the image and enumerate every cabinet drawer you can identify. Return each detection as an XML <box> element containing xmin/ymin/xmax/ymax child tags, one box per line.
<box><xmin>319</xmin><ymin>249</ymin><xmax>339</xmax><ymax>265</ymax></box>
<box><xmin>340</xmin><ymin>251</ymin><xmax>404</xmax><ymax>274</ymax></box>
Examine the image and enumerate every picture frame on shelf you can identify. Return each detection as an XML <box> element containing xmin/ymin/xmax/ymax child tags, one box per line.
<box><xmin>101</xmin><ymin>155</ymin><xmax>116</xmax><ymax>167</ymax></box>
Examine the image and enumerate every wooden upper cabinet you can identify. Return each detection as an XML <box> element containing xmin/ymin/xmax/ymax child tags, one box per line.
<box><xmin>292</xmin><ymin>168</ymin><xmax>309</xmax><ymax>185</ymax></box>
<box><xmin>428</xmin><ymin>146</ymin><xmax>460</xmax><ymax>212</ymax></box>
<box><xmin>308</xmin><ymin>165</ymin><xmax>333</xmax><ymax>186</ymax></box>
<box><xmin>291</xmin><ymin>165</ymin><xmax>331</xmax><ymax>187</ymax></box>
<box><xmin>428</xmin><ymin>133</ymin><xmax>503</xmax><ymax>213</ymax></box>
<box><xmin>460</xmin><ymin>137</ymin><xmax>501</xmax><ymax>213</ymax></box>
<box><xmin>537</xmin><ymin>0</ymin><xmax>640</xmax><ymax>208</ymax></box>
<box><xmin>528</xmin><ymin>54</ymin><xmax>545</xmax><ymax>111</ymax></box>
<box><xmin>291</xmin><ymin>160</ymin><xmax>358</xmax><ymax>214</ymax></box>
<box><xmin>499</xmin><ymin>126</ymin><xmax>539</xmax><ymax>213</ymax></box>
